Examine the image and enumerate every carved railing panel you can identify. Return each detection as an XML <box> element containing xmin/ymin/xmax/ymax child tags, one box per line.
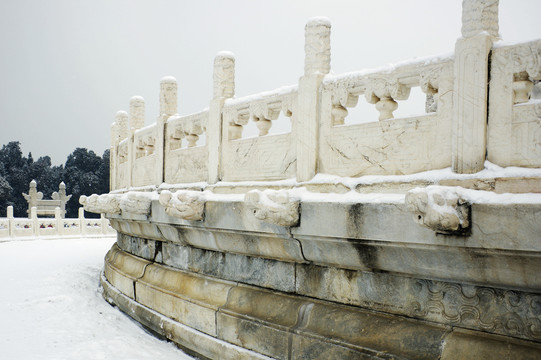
<box><xmin>222</xmin><ymin>87</ymin><xmax>297</xmax><ymax>181</ymax></box>
<box><xmin>132</xmin><ymin>124</ymin><xmax>158</xmax><ymax>187</ymax></box>
<box><xmin>222</xmin><ymin>88</ymin><xmax>297</xmax><ymax>181</ymax></box>
<box><xmin>116</xmin><ymin>139</ymin><xmax>130</xmax><ymax>190</ymax></box>
<box><xmin>164</xmin><ymin>111</ymin><xmax>209</xmax><ymax>183</ymax></box>
<box><xmin>319</xmin><ymin>58</ymin><xmax>454</xmax><ymax>176</ymax></box>
<box><xmin>488</xmin><ymin>40</ymin><xmax>541</xmax><ymax>167</ymax></box>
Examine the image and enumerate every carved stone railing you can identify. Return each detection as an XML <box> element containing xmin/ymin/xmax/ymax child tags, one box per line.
<box><xmin>132</xmin><ymin>124</ymin><xmax>158</xmax><ymax>187</ymax></box>
<box><xmin>98</xmin><ymin>1</ymin><xmax>541</xmax><ymax>358</ymax></box>
<box><xmin>222</xmin><ymin>87</ymin><xmax>297</xmax><ymax>181</ymax></box>
<box><xmin>488</xmin><ymin>40</ymin><xmax>541</xmax><ymax>167</ymax></box>
<box><xmin>108</xmin><ymin>2</ymin><xmax>540</xmax><ymax>190</ymax></box>
<box><xmin>165</xmin><ymin>111</ymin><xmax>209</xmax><ymax>183</ymax></box>
<box><xmin>0</xmin><ymin>206</ymin><xmax>115</xmax><ymax>240</ymax></box>
<box><xmin>320</xmin><ymin>57</ymin><xmax>454</xmax><ymax>177</ymax></box>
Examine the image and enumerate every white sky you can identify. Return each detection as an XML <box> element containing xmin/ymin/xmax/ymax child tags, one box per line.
<box><xmin>1</xmin><ymin>0</ymin><xmax>540</xmax><ymax>165</ymax></box>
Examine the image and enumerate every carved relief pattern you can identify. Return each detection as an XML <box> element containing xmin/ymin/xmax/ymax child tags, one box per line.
<box><xmin>461</xmin><ymin>0</ymin><xmax>499</xmax><ymax>38</ymax></box>
<box><xmin>510</xmin><ymin>41</ymin><xmax>541</xmax><ymax>80</ymax></box>
<box><xmin>80</xmin><ymin>194</ymin><xmax>121</xmax><ymax>214</ymax></box>
<box><xmin>245</xmin><ymin>189</ymin><xmax>299</xmax><ymax>227</ymax></box>
<box><xmin>304</xmin><ymin>18</ymin><xmax>331</xmax><ymax>75</ymax></box>
<box><xmin>114</xmin><ymin>111</ymin><xmax>129</xmax><ymax>142</ymax></box>
<box><xmin>512</xmin><ymin>102</ymin><xmax>541</xmax><ymax>165</ymax></box>
<box><xmin>119</xmin><ymin>191</ymin><xmax>154</xmax><ymax>215</ymax></box>
<box><xmin>408</xmin><ymin>279</ymin><xmax>541</xmax><ymax>341</ymax></box>
<box><xmin>159</xmin><ymin>77</ymin><xmax>177</xmax><ymax>117</ymax></box>
<box><xmin>405</xmin><ymin>186</ymin><xmax>470</xmax><ymax>235</ymax></box>
<box><xmin>213</xmin><ymin>52</ymin><xmax>235</xmax><ymax>99</ymax></box>
<box><xmin>223</xmin><ymin>90</ymin><xmax>296</xmax><ymax>140</ymax></box>
<box><xmin>158</xmin><ymin>190</ymin><xmax>205</xmax><ymax>221</ymax></box>
<box><xmin>165</xmin><ymin>146</ymin><xmax>208</xmax><ymax>184</ymax></box>
<box><xmin>166</xmin><ymin>112</ymin><xmax>208</xmax><ymax>150</ymax></box>
<box><xmin>224</xmin><ymin>133</ymin><xmax>295</xmax><ymax>181</ymax></box>
<box><xmin>118</xmin><ymin>141</ymin><xmax>128</xmax><ymax>164</ymax></box>
<box><xmin>129</xmin><ymin>96</ymin><xmax>145</xmax><ymax>131</ymax></box>
<box><xmin>364</xmin><ymin>78</ymin><xmax>411</xmax><ymax>120</ymax></box>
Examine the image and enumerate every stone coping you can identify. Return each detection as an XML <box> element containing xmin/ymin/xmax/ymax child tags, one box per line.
<box><xmin>111</xmin><ymin>175</ymin><xmax>541</xmax><ymax>195</ymax></box>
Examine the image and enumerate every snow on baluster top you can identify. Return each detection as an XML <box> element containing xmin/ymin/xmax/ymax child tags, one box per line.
<box><xmin>322</xmin><ymin>52</ymin><xmax>454</xmax><ymax>85</ymax></box>
<box><xmin>224</xmin><ymin>85</ymin><xmax>298</xmax><ymax>108</ymax></box>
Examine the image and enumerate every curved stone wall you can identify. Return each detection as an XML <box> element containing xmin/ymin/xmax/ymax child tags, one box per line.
<box><xmin>102</xmin><ymin>230</ymin><xmax>541</xmax><ymax>359</ymax></box>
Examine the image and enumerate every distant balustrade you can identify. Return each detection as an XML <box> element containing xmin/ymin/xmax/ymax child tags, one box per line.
<box><xmin>0</xmin><ymin>206</ymin><xmax>115</xmax><ymax>240</ymax></box>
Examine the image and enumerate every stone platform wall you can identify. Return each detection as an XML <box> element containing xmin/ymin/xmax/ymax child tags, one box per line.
<box><xmin>99</xmin><ymin>192</ymin><xmax>541</xmax><ymax>359</ymax></box>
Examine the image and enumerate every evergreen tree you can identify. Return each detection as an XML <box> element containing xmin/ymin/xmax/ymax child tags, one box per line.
<box><xmin>64</xmin><ymin>148</ymin><xmax>108</xmax><ymax>218</ymax></box>
<box><xmin>0</xmin><ymin>142</ymin><xmax>110</xmax><ymax>218</ymax></box>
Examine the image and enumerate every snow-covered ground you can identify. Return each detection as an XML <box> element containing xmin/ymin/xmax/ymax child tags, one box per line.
<box><xmin>0</xmin><ymin>237</ymin><xmax>194</xmax><ymax>360</ymax></box>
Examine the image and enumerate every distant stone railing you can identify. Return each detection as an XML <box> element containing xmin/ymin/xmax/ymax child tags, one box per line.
<box><xmin>109</xmin><ymin>1</ymin><xmax>541</xmax><ymax>191</ymax></box>
<box><xmin>0</xmin><ymin>206</ymin><xmax>116</xmax><ymax>240</ymax></box>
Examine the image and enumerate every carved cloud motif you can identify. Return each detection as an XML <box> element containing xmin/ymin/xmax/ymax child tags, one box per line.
<box><xmin>405</xmin><ymin>186</ymin><xmax>471</xmax><ymax>235</ymax></box>
<box><xmin>159</xmin><ymin>190</ymin><xmax>205</xmax><ymax>221</ymax></box>
<box><xmin>245</xmin><ymin>189</ymin><xmax>300</xmax><ymax>227</ymax></box>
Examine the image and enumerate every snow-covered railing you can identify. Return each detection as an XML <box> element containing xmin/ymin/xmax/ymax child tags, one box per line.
<box><xmin>165</xmin><ymin>110</ymin><xmax>209</xmax><ymax>183</ymax></box>
<box><xmin>488</xmin><ymin>40</ymin><xmax>541</xmax><ymax>168</ymax></box>
<box><xmin>132</xmin><ymin>123</ymin><xmax>158</xmax><ymax>187</ymax></box>
<box><xmin>222</xmin><ymin>86</ymin><xmax>298</xmax><ymax>181</ymax></box>
<box><xmin>319</xmin><ymin>57</ymin><xmax>454</xmax><ymax>177</ymax></box>
<box><xmin>108</xmin><ymin>0</ymin><xmax>541</xmax><ymax>191</ymax></box>
<box><xmin>0</xmin><ymin>206</ymin><xmax>116</xmax><ymax>240</ymax></box>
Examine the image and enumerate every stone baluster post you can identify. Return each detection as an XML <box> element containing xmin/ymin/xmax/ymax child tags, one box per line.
<box><xmin>129</xmin><ymin>96</ymin><xmax>145</xmax><ymax>131</ymax></box>
<box><xmin>297</xmin><ymin>17</ymin><xmax>331</xmax><ymax>181</ymax></box>
<box><xmin>110</xmin><ymin>120</ymin><xmax>120</xmax><ymax>191</ymax></box>
<box><xmin>7</xmin><ymin>206</ymin><xmax>14</xmax><ymax>238</ymax></box>
<box><xmin>116</xmin><ymin>110</ymin><xmax>129</xmax><ymax>140</ymax></box>
<box><xmin>129</xmin><ymin>96</ymin><xmax>145</xmax><ymax>188</ymax></box>
<box><xmin>158</xmin><ymin>77</ymin><xmax>178</xmax><ymax>186</ymax></box>
<box><xmin>79</xmin><ymin>207</ymin><xmax>86</xmax><ymax>236</ymax></box>
<box><xmin>55</xmin><ymin>207</ymin><xmax>63</xmax><ymax>236</ymax></box>
<box><xmin>31</xmin><ymin>206</ymin><xmax>38</xmax><ymax>237</ymax></box>
<box><xmin>114</xmin><ymin>110</ymin><xmax>130</xmax><ymax>188</ymax></box>
<box><xmin>452</xmin><ymin>0</ymin><xmax>499</xmax><ymax>173</ymax></box>
<box><xmin>211</xmin><ymin>51</ymin><xmax>235</xmax><ymax>184</ymax></box>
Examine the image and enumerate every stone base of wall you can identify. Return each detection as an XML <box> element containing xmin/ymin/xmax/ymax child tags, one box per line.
<box><xmin>102</xmin><ymin>240</ymin><xmax>541</xmax><ymax>359</ymax></box>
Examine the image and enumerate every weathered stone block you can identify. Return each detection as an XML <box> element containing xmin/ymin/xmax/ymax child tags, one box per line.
<box><xmin>103</xmin><ymin>244</ymin><xmax>149</xmax><ymax>299</ymax></box>
<box><xmin>441</xmin><ymin>328</ymin><xmax>541</xmax><ymax>360</ymax></box>
<box><xmin>136</xmin><ymin>283</ymin><xmax>218</xmax><ymax>336</ymax></box>
<box><xmin>218</xmin><ymin>313</ymin><xmax>290</xmax><ymax>360</ymax></box>
<box><xmin>296</xmin><ymin>263</ymin><xmax>541</xmax><ymax>342</ymax></box>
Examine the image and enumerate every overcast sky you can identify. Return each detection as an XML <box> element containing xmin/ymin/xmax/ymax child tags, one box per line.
<box><xmin>1</xmin><ymin>0</ymin><xmax>540</xmax><ymax>165</ymax></box>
